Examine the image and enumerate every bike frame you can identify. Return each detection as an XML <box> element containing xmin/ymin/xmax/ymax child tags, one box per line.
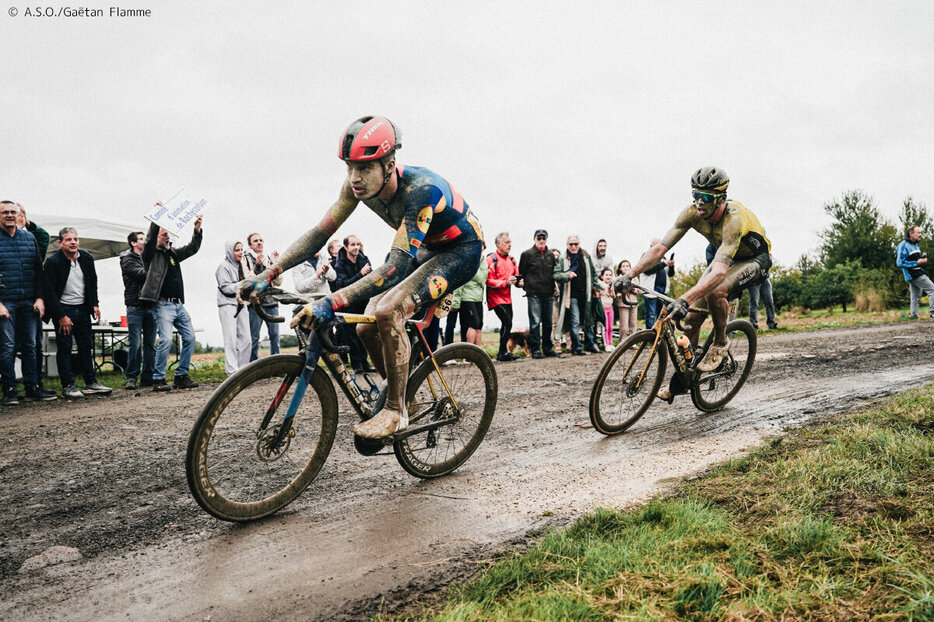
<box><xmin>255</xmin><ymin>291</ymin><xmax>460</xmax><ymax>446</ymax></box>
<box><xmin>624</xmin><ymin>284</ymin><xmax>707</xmax><ymax>392</ymax></box>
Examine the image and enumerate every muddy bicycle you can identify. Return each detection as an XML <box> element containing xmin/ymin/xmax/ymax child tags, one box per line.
<box><xmin>589</xmin><ymin>283</ymin><xmax>756</xmax><ymax>435</ymax></box>
<box><xmin>185</xmin><ymin>289</ymin><xmax>498</xmax><ymax>522</ymax></box>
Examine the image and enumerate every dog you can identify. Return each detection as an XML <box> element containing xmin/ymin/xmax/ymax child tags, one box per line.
<box><xmin>506</xmin><ymin>329</ymin><xmax>532</xmax><ymax>358</ymax></box>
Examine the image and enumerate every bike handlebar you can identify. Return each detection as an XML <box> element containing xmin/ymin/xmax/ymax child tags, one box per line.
<box><xmin>619</xmin><ymin>283</ymin><xmax>699</xmax><ymax>332</ymax></box>
<box><xmin>243</xmin><ymin>288</ymin><xmax>350</xmax><ymax>355</ymax></box>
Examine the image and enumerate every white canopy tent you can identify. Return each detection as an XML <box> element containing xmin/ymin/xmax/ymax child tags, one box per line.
<box><xmin>33</xmin><ymin>214</ymin><xmax>144</xmax><ymax>260</ymax></box>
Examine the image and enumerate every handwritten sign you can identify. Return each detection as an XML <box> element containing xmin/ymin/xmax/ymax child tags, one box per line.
<box><xmin>146</xmin><ymin>188</ymin><xmax>209</xmax><ymax>236</ymax></box>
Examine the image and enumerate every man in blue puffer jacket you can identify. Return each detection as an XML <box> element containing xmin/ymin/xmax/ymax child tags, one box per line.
<box><xmin>0</xmin><ymin>201</ymin><xmax>56</xmax><ymax>404</ymax></box>
<box><xmin>896</xmin><ymin>225</ymin><xmax>934</xmax><ymax>319</ymax></box>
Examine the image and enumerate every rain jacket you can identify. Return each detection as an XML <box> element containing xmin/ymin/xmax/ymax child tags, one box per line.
<box><xmin>457</xmin><ymin>262</ymin><xmax>488</xmax><ymax>303</ymax></box>
<box><xmin>485</xmin><ymin>250</ymin><xmax>518</xmax><ymax>309</ymax></box>
<box><xmin>896</xmin><ymin>239</ymin><xmax>927</xmax><ymax>282</ymax></box>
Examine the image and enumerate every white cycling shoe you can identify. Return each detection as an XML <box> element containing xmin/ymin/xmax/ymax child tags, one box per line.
<box><xmin>697</xmin><ymin>339</ymin><xmax>730</xmax><ymax>372</ymax></box>
<box><xmin>352</xmin><ymin>408</ymin><xmax>409</xmax><ymax>439</ymax></box>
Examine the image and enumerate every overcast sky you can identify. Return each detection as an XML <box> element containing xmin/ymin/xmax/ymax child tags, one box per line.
<box><xmin>3</xmin><ymin>1</ymin><xmax>933</xmax><ymax>346</ymax></box>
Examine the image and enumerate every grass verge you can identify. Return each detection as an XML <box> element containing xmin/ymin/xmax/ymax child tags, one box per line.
<box><xmin>388</xmin><ymin>385</ymin><xmax>934</xmax><ymax>621</ymax></box>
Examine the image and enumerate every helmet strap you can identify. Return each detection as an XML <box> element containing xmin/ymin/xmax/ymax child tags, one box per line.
<box><xmin>373</xmin><ymin>155</ymin><xmax>397</xmax><ymax>199</ymax></box>
<box><xmin>706</xmin><ymin>199</ymin><xmax>727</xmax><ymax>223</ymax></box>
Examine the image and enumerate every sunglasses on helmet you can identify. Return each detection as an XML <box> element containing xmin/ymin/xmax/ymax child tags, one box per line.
<box><xmin>692</xmin><ymin>192</ymin><xmax>718</xmax><ymax>204</ymax></box>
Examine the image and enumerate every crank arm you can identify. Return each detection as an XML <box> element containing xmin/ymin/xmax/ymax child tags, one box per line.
<box><xmin>388</xmin><ymin>416</ymin><xmax>457</xmax><ymax>441</ymax></box>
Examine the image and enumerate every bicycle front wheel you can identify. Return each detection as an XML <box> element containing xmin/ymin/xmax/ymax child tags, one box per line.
<box><xmin>589</xmin><ymin>330</ymin><xmax>668</xmax><ymax>435</ymax></box>
<box><xmin>186</xmin><ymin>354</ymin><xmax>338</xmax><ymax>522</ymax></box>
<box><xmin>394</xmin><ymin>343</ymin><xmax>497</xmax><ymax>479</ymax></box>
<box><xmin>691</xmin><ymin>319</ymin><xmax>756</xmax><ymax>412</ymax></box>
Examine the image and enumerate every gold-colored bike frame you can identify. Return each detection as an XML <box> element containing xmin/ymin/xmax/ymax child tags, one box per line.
<box><xmin>335</xmin><ymin>310</ymin><xmax>461</xmax><ymax>414</ymax></box>
<box><xmin>619</xmin><ymin>302</ymin><xmax>708</xmax><ymax>391</ymax></box>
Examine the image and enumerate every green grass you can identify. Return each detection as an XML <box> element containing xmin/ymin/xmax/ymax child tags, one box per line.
<box><xmin>387</xmin><ymin>385</ymin><xmax>934</xmax><ymax>621</ymax></box>
<box><xmin>34</xmin><ymin>357</ymin><xmax>230</xmax><ymax>394</ymax></box>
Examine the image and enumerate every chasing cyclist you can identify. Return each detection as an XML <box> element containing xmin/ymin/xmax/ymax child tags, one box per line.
<box><xmin>239</xmin><ymin>116</ymin><xmax>484</xmax><ymax>439</ymax></box>
<box><xmin>614</xmin><ymin>167</ymin><xmax>771</xmax><ymax>386</ymax></box>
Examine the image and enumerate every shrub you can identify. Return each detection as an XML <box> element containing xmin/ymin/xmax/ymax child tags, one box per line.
<box><xmin>852</xmin><ymin>268</ymin><xmax>903</xmax><ymax>311</ymax></box>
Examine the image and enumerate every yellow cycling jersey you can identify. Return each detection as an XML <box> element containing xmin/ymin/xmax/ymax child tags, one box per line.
<box><xmin>660</xmin><ymin>199</ymin><xmax>770</xmax><ymax>265</ymax></box>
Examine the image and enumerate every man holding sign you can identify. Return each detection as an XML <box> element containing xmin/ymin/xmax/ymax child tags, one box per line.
<box><xmin>140</xmin><ymin>210</ymin><xmax>203</xmax><ymax>392</ymax></box>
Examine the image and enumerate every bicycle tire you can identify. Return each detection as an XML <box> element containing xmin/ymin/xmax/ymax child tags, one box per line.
<box><xmin>589</xmin><ymin>330</ymin><xmax>668</xmax><ymax>435</ymax></box>
<box><xmin>393</xmin><ymin>343</ymin><xmax>497</xmax><ymax>478</ymax></box>
<box><xmin>691</xmin><ymin>319</ymin><xmax>756</xmax><ymax>412</ymax></box>
<box><xmin>186</xmin><ymin>354</ymin><xmax>339</xmax><ymax>522</ymax></box>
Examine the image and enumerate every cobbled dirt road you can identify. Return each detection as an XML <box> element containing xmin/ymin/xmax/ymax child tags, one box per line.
<box><xmin>2</xmin><ymin>321</ymin><xmax>934</xmax><ymax>621</ymax></box>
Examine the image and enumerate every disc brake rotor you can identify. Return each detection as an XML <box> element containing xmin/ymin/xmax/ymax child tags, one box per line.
<box><xmin>255</xmin><ymin>424</ymin><xmax>293</xmax><ymax>462</ymax></box>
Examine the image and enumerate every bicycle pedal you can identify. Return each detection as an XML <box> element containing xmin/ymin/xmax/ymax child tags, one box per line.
<box><xmin>353</xmin><ymin>434</ymin><xmax>386</xmax><ymax>456</ymax></box>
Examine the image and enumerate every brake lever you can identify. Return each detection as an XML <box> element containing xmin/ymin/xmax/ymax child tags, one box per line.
<box><xmin>254</xmin><ymin>302</ymin><xmax>284</xmax><ymax>323</ymax></box>
<box><xmin>316</xmin><ymin>320</ymin><xmax>349</xmax><ymax>355</ymax></box>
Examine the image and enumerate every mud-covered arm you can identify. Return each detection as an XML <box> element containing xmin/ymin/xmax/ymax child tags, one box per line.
<box><xmin>276</xmin><ymin>186</ymin><xmax>357</xmax><ymax>274</ymax></box>
<box><xmin>636</xmin><ymin>205</ymin><xmax>694</xmax><ymax>276</ymax></box>
<box><xmin>241</xmin><ymin>181</ymin><xmax>358</xmax><ymax>300</ymax></box>
<box><xmin>292</xmin><ymin>229</ymin><xmax>414</xmax><ymax>329</ymax></box>
<box><xmin>711</xmin><ymin>211</ymin><xmax>744</xmax><ymax>266</ymax></box>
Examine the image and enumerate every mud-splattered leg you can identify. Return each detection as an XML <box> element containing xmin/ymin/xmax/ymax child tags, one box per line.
<box><xmin>358</xmin><ymin>291</ymin><xmax>388</xmax><ymax>378</ymax></box>
<box><xmin>707</xmin><ymin>288</ymin><xmax>730</xmax><ymax>346</ymax></box>
<box><xmin>352</xmin><ymin>286</ymin><xmax>417</xmax><ymax>439</ymax></box>
<box><xmin>352</xmin><ymin>242</ymin><xmax>479</xmax><ymax>439</ymax></box>
<box><xmin>375</xmin><ymin>287</ymin><xmax>416</xmax><ymax>412</ymax></box>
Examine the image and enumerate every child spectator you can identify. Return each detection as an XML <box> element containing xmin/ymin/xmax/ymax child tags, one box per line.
<box><xmin>599</xmin><ymin>267</ymin><xmax>615</xmax><ymax>351</ymax></box>
<box><xmin>616</xmin><ymin>260</ymin><xmax>639</xmax><ymax>340</ymax></box>
<box><xmin>600</xmin><ymin>268</ymin><xmax>615</xmax><ymax>352</ymax></box>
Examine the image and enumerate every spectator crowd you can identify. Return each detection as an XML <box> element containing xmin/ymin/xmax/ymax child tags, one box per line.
<box><xmin>4</xmin><ymin>197</ymin><xmax>931</xmax><ymax>407</ymax></box>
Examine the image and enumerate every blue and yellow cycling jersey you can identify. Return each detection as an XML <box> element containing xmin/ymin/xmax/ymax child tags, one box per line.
<box><xmin>366</xmin><ymin>165</ymin><xmax>484</xmax><ymax>256</ymax></box>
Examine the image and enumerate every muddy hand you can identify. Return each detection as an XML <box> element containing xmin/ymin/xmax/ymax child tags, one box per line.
<box><xmin>613</xmin><ymin>275</ymin><xmax>632</xmax><ymax>294</ymax></box>
<box><xmin>238</xmin><ymin>274</ymin><xmax>270</xmax><ymax>304</ymax></box>
<box><xmin>290</xmin><ymin>297</ymin><xmax>335</xmax><ymax>330</ymax></box>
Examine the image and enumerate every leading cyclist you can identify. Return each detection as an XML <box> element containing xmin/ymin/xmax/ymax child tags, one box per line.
<box><xmin>239</xmin><ymin>116</ymin><xmax>484</xmax><ymax>439</ymax></box>
<box><xmin>615</xmin><ymin>167</ymin><xmax>771</xmax><ymax>380</ymax></box>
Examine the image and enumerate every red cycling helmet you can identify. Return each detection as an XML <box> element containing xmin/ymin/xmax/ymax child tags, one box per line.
<box><xmin>338</xmin><ymin>116</ymin><xmax>401</xmax><ymax>162</ymax></box>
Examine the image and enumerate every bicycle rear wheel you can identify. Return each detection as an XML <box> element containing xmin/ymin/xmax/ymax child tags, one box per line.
<box><xmin>691</xmin><ymin>319</ymin><xmax>756</xmax><ymax>412</ymax></box>
<box><xmin>186</xmin><ymin>354</ymin><xmax>338</xmax><ymax>522</ymax></box>
<box><xmin>394</xmin><ymin>343</ymin><xmax>497</xmax><ymax>478</ymax></box>
<box><xmin>589</xmin><ymin>330</ymin><xmax>668</xmax><ymax>435</ymax></box>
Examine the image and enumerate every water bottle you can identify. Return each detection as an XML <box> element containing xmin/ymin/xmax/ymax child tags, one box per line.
<box><xmin>676</xmin><ymin>335</ymin><xmax>692</xmax><ymax>361</ymax></box>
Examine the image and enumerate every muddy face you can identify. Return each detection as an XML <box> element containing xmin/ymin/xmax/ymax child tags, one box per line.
<box><xmin>347</xmin><ymin>161</ymin><xmax>388</xmax><ymax>199</ymax></box>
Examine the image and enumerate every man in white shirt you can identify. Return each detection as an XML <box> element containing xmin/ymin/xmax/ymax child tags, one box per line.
<box><xmin>43</xmin><ymin>228</ymin><xmax>113</xmax><ymax>399</ymax></box>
